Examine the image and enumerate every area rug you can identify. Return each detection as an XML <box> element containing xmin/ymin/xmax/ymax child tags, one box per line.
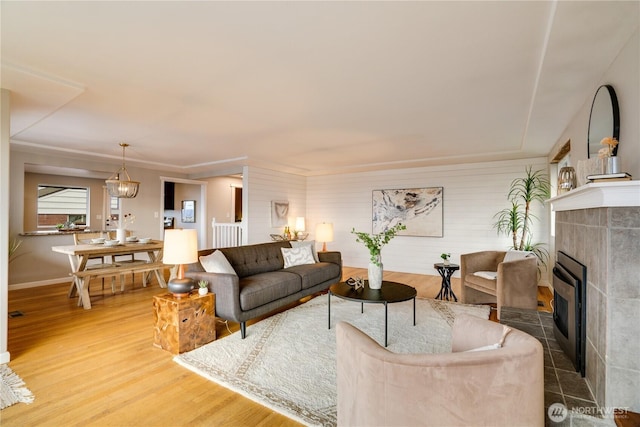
<box><xmin>0</xmin><ymin>365</ymin><xmax>34</xmax><ymax>410</ymax></box>
<box><xmin>174</xmin><ymin>296</ymin><xmax>490</xmax><ymax>426</ymax></box>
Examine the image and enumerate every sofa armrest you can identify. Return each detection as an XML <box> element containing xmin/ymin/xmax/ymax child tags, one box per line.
<box><xmin>185</xmin><ymin>271</ymin><xmax>242</xmax><ymax>321</ymax></box>
<box><xmin>496</xmin><ymin>256</ymin><xmax>538</xmax><ymax>311</ymax></box>
<box><xmin>318</xmin><ymin>251</ymin><xmax>342</xmax><ymax>268</ymax></box>
<box><xmin>460</xmin><ymin>251</ymin><xmax>505</xmax><ymax>278</ymax></box>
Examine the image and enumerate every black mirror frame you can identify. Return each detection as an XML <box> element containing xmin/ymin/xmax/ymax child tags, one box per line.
<box><xmin>587</xmin><ymin>84</ymin><xmax>620</xmax><ymax>158</ymax></box>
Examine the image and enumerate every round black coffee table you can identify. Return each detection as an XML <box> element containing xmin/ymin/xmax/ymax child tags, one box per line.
<box><xmin>328</xmin><ymin>280</ymin><xmax>417</xmax><ymax>347</ymax></box>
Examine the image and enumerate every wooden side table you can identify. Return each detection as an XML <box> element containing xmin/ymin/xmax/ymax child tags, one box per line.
<box><xmin>434</xmin><ymin>263</ymin><xmax>459</xmax><ymax>302</ymax></box>
<box><xmin>153</xmin><ymin>292</ymin><xmax>216</xmax><ymax>354</ymax></box>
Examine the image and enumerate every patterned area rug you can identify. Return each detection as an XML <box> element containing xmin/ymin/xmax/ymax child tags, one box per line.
<box><xmin>0</xmin><ymin>364</ymin><xmax>34</xmax><ymax>410</ymax></box>
<box><xmin>174</xmin><ymin>296</ymin><xmax>490</xmax><ymax>426</ymax></box>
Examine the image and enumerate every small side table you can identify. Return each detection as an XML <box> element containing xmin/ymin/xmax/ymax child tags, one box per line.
<box><xmin>153</xmin><ymin>292</ymin><xmax>216</xmax><ymax>354</ymax></box>
<box><xmin>434</xmin><ymin>263</ymin><xmax>459</xmax><ymax>302</ymax></box>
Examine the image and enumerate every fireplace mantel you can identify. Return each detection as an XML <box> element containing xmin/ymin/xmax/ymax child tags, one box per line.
<box><xmin>548</xmin><ymin>180</ymin><xmax>640</xmax><ymax>211</ymax></box>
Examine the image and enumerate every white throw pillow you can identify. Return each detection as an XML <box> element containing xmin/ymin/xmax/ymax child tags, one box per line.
<box><xmin>473</xmin><ymin>271</ymin><xmax>498</xmax><ymax>280</ymax></box>
<box><xmin>281</xmin><ymin>246</ymin><xmax>316</xmax><ymax>268</ymax></box>
<box><xmin>290</xmin><ymin>240</ymin><xmax>320</xmax><ymax>262</ymax></box>
<box><xmin>464</xmin><ymin>325</ymin><xmax>512</xmax><ymax>352</ymax></box>
<box><xmin>503</xmin><ymin>250</ymin><xmax>534</xmax><ymax>263</ymax></box>
<box><xmin>199</xmin><ymin>250</ymin><xmax>237</xmax><ymax>275</ymax></box>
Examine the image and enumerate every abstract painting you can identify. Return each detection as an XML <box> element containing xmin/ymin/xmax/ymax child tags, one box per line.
<box><xmin>372</xmin><ymin>187</ymin><xmax>443</xmax><ymax>237</ymax></box>
<box><xmin>271</xmin><ymin>200</ymin><xmax>289</xmax><ymax>227</ymax></box>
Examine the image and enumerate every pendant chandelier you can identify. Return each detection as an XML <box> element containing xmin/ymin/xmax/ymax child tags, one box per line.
<box><xmin>105</xmin><ymin>143</ymin><xmax>140</xmax><ymax>198</ymax></box>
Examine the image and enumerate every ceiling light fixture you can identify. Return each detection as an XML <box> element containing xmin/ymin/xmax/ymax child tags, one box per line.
<box><xmin>106</xmin><ymin>143</ymin><xmax>140</xmax><ymax>198</ymax></box>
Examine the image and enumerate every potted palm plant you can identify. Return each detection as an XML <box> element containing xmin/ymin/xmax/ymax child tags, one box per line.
<box><xmin>351</xmin><ymin>223</ymin><xmax>406</xmax><ymax>289</ymax></box>
<box><xmin>493</xmin><ymin>166</ymin><xmax>550</xmax><ymax>269</ymax></box>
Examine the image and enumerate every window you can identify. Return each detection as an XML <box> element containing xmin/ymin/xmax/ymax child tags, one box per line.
<box><xmin>37</xmin><ymin>185</ymin><xmax>88</xmax><ymax>228</ymax></box>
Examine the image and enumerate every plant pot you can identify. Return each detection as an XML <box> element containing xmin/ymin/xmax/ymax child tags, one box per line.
<box><xmin>606</xmin><ymin>156</ymin><xmax>620</xmax><ymax>174</ymax></box>
<box><xmin>198</xmin><ymin>287</ymin><xmax>208</xmax><ymax>296</ymax></box>
<box><xmin>368</xmin><ymin>262</ymin><xmax>383</xmax><ymax>290</ymax></box>
<box><xmin>443</xmin><ymin>259</ymin><xmax>450</xmax><ymax>266</ymax></box>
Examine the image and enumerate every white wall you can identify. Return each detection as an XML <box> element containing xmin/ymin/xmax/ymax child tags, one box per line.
<box><xmin>239</xmin><ymin>159</ymin><xmax>550</xmax><ymax>280</ymax></box>
<box><xmin>549</xmin><ymin>29</ymin><xmax>639</xmax><ymax>178</ymax></box>
<box><xmin>305</xmin><ymin>158</ymin><xmax>550</xmax><ymax>279</ymax></box>
<box><xmin>244</xmin><ymin>167</ymin><xmax>306</xmax><ymax>244</ymax></box>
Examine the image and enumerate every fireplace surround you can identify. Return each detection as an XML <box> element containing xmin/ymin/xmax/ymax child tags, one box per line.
<box><xmin>552</xmin><ymin>251</ymin><xmax>587</xmax><ymax>377</ymax></box>
<box><xmin>549</xmin><ymin>181</ymin><xmax>640</xmax><ymax>413</ymax></box>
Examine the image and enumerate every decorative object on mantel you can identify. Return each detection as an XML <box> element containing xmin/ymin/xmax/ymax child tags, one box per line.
<box><xmin>586</xmin><ymin>172</ymin><xmax>632</xmax><ymax>183</ymax></box>
<box><xmin>163</xmin><ymin>229</ymin><xmax>198</xmax><ymax>297</ymax></box>
<box><xmin>557</xmin><ymin>166</ymin><xmax>577</xmax><ymax>194</ymax></box>
<box><xmin>351</xmin><ymin>223</ymin><xmax>406</xmax><ymax>290</ymax></box>
<box><xmin>440</xmin><ymin>252</ymin><xmax>451</xmax><ymax>266</ymax></box>
<box><xmin>598</xmin><ymin>137</ymin><xmax>620</xmax><ymax>174</ymax></box>
<box><xmin>105</xmin><ymin>143</ymin><xmax>140</xmax><ymax>198</ymax></box>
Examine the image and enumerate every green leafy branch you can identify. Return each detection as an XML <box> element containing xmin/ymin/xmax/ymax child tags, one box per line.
<box><xmin>351</xmin><ymin>223</ymin><xmax>406</xmax><ymax>267</ymax></box>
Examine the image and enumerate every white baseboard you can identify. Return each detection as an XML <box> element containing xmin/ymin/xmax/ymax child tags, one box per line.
<box><xmin>9</xmin><ymin>277</ymin><xmax>70</xmax><ymax>291</ymax></box>
<box><xmin>0</xmin><ymin>351</ymin><xmax>10</xmax><ymax>364</ymax></box>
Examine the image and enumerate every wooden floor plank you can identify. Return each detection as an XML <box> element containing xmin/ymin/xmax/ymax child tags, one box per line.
<box><xmin>3</xmin><ymin>268</ymin><xmax>551</xmax><ymax>426</ymax></box>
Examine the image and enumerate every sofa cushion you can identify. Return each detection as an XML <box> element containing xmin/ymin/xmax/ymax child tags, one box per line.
<box><xmin>220</xmin><ymin>241</ymin><xmax>291</xmax><ymax>278</ymax></box>
<box><xmin>463</xmin><ymin>274</ymin><xmax>497</xmax><ymax>294</ymax></box>
<box><xmin>290</xmin><ymin>240</ymin><xmax>320</xmax><ymax>262</ymax></box>
<box><xmin>284</xmin><ymin>262</ymin><xmax>341</xmax><ymax>290</ymax></box>
<box><xmin>281</xmin><ymin>246</ymin><xmax>316</xmax><ymax>268</ymax></box>
<box><xmin>503</xmin><ymin>250</ymin><xmax>534</xmax><ymax>263</ymax></box>
<box><xmin>199</xmin><ymin>250</ymin><xmax>237</xmax><ymax>275</ymax></box>
<box><xmin>473</xmin><ymin>271</ymin><xmax>497</xmax><ymax>280</ymax></box>
<box><xmin>239</xmin><ymin>271</ymin><xmax>302</xmax><ymax>311</ymax></box>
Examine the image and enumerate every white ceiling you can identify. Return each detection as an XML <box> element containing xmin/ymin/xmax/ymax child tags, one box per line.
<box><xmin>1</xmin><ymin>1</ymin><xmax>638</xmax><ymax>176</ymax></box>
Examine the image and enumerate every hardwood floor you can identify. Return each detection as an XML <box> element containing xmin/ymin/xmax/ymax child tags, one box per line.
<box><xmin>2</xmin><ymin>268</ymin><xmax>551</xmax><ymax>426</ymax></box>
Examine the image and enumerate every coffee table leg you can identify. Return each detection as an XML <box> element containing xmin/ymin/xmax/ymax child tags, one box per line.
<box><xmin>384</xmin><ymin>302</ymin><xmax>388</xmax><ymax>347</ymax></box>
<box><xmin>413</xmin><ymin>297</ymin><xmax>416</xmax><ymax>326</ymax></box>
<box><xmin>328</xmin><ymin>291</ymin><xmax>331</xmax><ymax>329</ymax></box>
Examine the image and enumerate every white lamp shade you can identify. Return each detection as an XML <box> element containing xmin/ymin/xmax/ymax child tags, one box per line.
<box><xmin>315</xmin><ymin>222</ymin><xmax>334</xmax><ymax>243</ymax></box>
<box><xmin>295</xmin><ymin>217</ymin><xmax>306</xmax><ymax>231</ymax></box>
<box><xmin>163</xmin><ymin>229</ymin><xmax>198</xmax><ymax>265</ymax></box>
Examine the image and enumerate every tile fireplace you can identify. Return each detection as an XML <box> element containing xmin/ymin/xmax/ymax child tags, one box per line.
<box><xmin>549</xmin><ymin>181</ymin><xmax>640</xmax><ymax>413</ymax></box>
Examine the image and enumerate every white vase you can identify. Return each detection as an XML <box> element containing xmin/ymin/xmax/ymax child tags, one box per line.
<box><xmin>368</xmin><ymin>261</ymin><xmax>383</xmax><ymax>290</ymax></box>
<box><xmin>116</xmin><ymin>228</ymin><xmax>127</xmax><ymax>244</ymax></box>
<box><xmin>198</xmin><ymin>287</ymin><xmax>208</xmax><ymax>296</ymax></box>
<box><xmin>443</xmin><ymin>259</ymin><xmax>450</xmax><ymax>266</ymax></box>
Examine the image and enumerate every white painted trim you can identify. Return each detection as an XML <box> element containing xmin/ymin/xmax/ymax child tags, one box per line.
<box><xmin>548</xmin><ymin>181</ymin><xmax>640</xmax><ymax>211</ymax></box>
<box><xmin>0</xmin><ymin>352</ymin><xmax>10</xmax><ymax>364</ymax></box>
<box><xmin>9</xmin><ymin>277</ymin><xmax>70</xmax><ymax>290</ymax></box>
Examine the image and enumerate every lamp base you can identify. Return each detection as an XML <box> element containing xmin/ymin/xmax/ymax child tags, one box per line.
<box><xmin>167</xmin><ymin>277</ymin><xmax>194</xmax><ymax>298</ymax></box>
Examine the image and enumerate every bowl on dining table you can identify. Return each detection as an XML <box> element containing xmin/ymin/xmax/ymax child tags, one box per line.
<box><xmin>126</xmin><ymin>236</ymin><xmax>138</xmax><ymax>242</ymax></box>
<box><xmin>104</xmin><ymin>239</ymin><xmax>120</xmax><ymax>246</ymax></box>
<box><xmin>138</xmin><ymin>237</ymin><xmax>151</xmax><ymax>244</ymax></box>
<box><xmin>90</xmin><ymin>237</ymin><xmax>105</xmax><ymax>244</ymax></box>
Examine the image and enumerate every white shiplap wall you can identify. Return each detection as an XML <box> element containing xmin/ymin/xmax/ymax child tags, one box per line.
<box><xmin>244</xmin><ymin>166</ymin><xmax>307</xmax><ymax>244</ymax></box>
<box><xmin>305</xmin><ymin>158</ymin><xmax>551</xmax><ymax>279</ymax></box>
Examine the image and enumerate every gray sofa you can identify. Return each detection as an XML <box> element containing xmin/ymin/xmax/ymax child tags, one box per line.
<box><xmin>186</xmin><ymin>241</ymin><xmax>342</xmax><ymax>338</ymax></box>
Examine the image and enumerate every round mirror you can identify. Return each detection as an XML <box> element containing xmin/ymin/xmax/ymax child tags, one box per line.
<box><xmin>587</xmin><ymin>84</ymin><xmax>619</xmax><ymax>158</ymax></box>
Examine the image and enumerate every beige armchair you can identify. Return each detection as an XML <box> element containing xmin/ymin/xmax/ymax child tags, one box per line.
<box><xmin>460</xmin><ymin>250</ymin><xmax>538</xmax><ymax>320</ymax></box>
<box><xmin>336</xmin><ymin>315</ymin><xmax>544</xmax><ymax>427</ymax></box>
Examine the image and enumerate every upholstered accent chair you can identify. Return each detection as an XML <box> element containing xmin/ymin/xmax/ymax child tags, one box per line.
<box><xmin>460</xmin><ymin>250</ymin><xmax>538</xmax><ymax>320</ymax></box>
<box><xmin>336</xmin><ymin>315</ymin><xmax>544</xmax><ymax>427</ymax></box>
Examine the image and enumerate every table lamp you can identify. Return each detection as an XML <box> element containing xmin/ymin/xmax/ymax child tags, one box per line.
<box><xmin>163</xmin><ymin>229</ymin><xmax>198</xmax><ymax>297</ymax></box>
<box><xmin>315</xmin><ymin>222</ymin><xmax>334</xmax><ymax>252</ymax></box>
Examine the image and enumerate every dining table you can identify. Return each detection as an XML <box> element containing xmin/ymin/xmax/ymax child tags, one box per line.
<box><xmin>52</xmin><ymin>240</ymin><xmax>167</xmax><ymax>309</ymax></box>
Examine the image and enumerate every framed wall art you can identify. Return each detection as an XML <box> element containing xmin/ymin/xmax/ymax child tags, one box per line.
<box><xmin>181</xmin><ymin>200</ymin><xmax>196</xmax><ymax>223</ymax></box>
<box><xmin>372</xmin><ymin>187</ymin><xmax>443</xmax><ymax>237</ymax></box>
<box><xmin>271</xmin><ymin>200</ymin><xmax>289</xmax><ymax>227</ymax></box>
